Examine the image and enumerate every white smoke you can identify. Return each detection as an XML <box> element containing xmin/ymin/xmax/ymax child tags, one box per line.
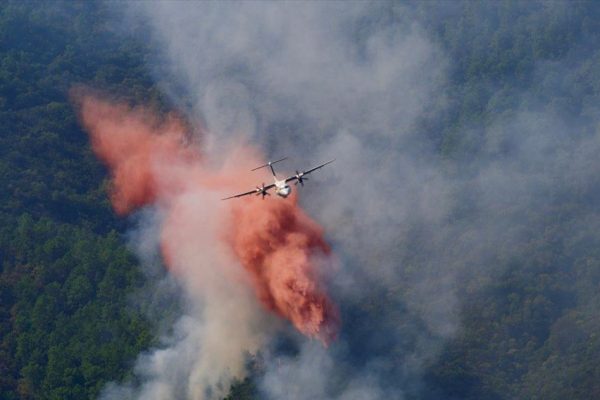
<box><xmin>98</xmin><ymin>1</ymin><xmax>600</xmax><ymax>399</ymax></box>
<box><xmin>100</xmin><ymin>186</ymin><xmax>276</xmax><ymax>400</ymax></box>
<box><xmin>98</xmin><ymin>2</ymin><xmax>452</xmax><ymax>399</ymax></box>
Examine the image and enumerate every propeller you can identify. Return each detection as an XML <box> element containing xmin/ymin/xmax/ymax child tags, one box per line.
<box><xmin>294</xmin><ymin>170</ymin><xmax>308</xmax><ymax>186</ymax></box>
<box><xmin>255</xmin><ymin>183</ymin><xmax>270</xmax><ymax>199</ymax></box>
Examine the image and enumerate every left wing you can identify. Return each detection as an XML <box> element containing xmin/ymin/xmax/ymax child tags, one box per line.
<box><xmin>284</xmin><ymin>159</ymin><xmax>335</xmax><ymax>183</ymax></box>
<box><xmin>221</xmin><ymin>183</ymin><xmax>276</xmax><ymax>200</ymax></box>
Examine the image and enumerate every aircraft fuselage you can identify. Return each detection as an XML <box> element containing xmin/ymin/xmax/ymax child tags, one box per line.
<box><xmin>275</xmin><ymin>179</ymin><xmax>291</xmax><ymax>198</ymax></box>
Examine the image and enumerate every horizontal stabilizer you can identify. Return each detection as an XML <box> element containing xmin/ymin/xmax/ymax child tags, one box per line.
<box><xmin>251</xmin><ymin>157</ymin><xmax>288</xmax><ymax>177</ymax></box>
<box><xmin>251</xmin><ymin>157</ymin><xmax>288</xmax><ymax>171</ymax></box>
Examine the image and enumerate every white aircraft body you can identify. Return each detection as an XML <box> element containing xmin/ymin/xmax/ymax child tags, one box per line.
<box><xmin>221</xmin><ymin>157</ymin><xmax>335</xmax><ymax>200</ymax></box>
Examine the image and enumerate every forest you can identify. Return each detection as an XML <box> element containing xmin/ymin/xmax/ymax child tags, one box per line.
<box><xmin>1</xmin><ymin>1</ymin><xmax>600</xmax><ymax>399</ymax></box>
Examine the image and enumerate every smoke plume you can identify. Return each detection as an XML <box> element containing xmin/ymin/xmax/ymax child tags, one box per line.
<box><xmin>84</xmin><ymin>1</ymin><xmax>600</xmax><ymax>399</ymax></box>
<box><xmin>73</xmin><ymin>91</ymin><xmax>338</xmax><ymax>398</ymax></box>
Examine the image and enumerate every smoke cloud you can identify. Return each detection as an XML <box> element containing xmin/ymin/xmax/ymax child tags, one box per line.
<box><xmin>88</xmin><ymin>2</ymin><xmax>450</xmax><ymax>398</ymax></box>
<box><xmin>73</xmin><ymin>91</ymin><xmax>338</xmax><ymax>399</ymax></box>
<box><xmin>85</xmin><ymin>1</ymin><xmax>600</xmax><ymax>399</ymax></box>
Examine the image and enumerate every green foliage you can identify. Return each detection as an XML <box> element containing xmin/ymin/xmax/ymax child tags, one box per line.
<box><xmin>224</xmin><ymin>377</ymin><xmax>259</xmax><ymax>400</ymax></box>
<box><xmin>0</xmin><ymin>2</ymin><xmax>158</xmax><ymax>399</ymax></box>
<box><xmin>410</xmin><ymin>2</ymin><xmax>600</xmax><ymax>399</ymax></box>
<box><xmin>1</xmin><ymin>215</ymin><xmax>153</xmax><ymax>399</ymax></box>
<box><xmin>2</xmin><ymin>1</ymin><xmax>600</xmax><ymax>399</ymax></box>
<box><xmin>412</xmin><ymin>1</ymin><xmax>600</xmax><ymax>159</ymax></box>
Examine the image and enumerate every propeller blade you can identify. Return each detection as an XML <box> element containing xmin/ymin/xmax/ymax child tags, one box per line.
<box><xmin>295</xmin><ymin>176</ymin><xmax>308</xmax><ymax>186</ymax></box>
<box><xmin>255</xmin><ymin>183</ymin><xmax>270</xmax><ymax>199</ymax></box>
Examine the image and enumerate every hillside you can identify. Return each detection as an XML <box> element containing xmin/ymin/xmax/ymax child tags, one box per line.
<box><xmin>0</xmin><ymin>2</ymin><xmax>157</xmax><ymax>399</ymax></box>
<box><xmin>1</xmin><ymin>1</ymin><xmax>600</xmax><ymax>400</ymax></box>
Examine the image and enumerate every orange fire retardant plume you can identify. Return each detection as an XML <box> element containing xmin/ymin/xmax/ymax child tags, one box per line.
<box><xmin>73</xmin><ymin>90</ymin><xmax>339</xmax><ymax>343</ymax></box>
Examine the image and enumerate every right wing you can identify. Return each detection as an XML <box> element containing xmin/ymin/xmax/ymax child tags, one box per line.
<box><xmin>284</xmin><ymin>159</ymin><xmax>336</xmax><ymax>183</ymax></box>
<box><xmin>302</xmin><ymin>159</ymin><xmax>336</xmax><ymax>175</ymax></box>
<box><xmin>221</xmin><ymin>183</ymin><xmax>276</xmax><ymax>200</ymax></box>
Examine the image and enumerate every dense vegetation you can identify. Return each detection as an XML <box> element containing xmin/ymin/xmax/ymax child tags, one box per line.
<box><xmin>409</xmin><ymin>2</ymin><xmax>600</xmax><ymax>399</ymax></box>
<box><xmin>416</xmin><ymin>3</ymin><xmax>600</xmax><ymax>399</ymax></box>
<box><xmin>1</xmin><ymin>1</ymin><xmax>600</xmax><ymax>399</ymax></box>
<box><xmin>0</xmin><ymin>2</ymin><xmax>158</xmax><ymax>399</ymax></box>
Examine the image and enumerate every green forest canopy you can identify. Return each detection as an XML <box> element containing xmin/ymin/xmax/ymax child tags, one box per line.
<box><xmin>1</xmin><ymin>1</ymin><xmax>600</xmax><ymax>399</ymax></box>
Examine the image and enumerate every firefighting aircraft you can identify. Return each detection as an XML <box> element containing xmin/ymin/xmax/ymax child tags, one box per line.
<box><xmin>221</xmin><ymin>157</ymin><xmax>335</xmax><ymax>200</ymax></box>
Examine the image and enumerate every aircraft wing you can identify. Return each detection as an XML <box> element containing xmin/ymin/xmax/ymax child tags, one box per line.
<box><xmin>221</xmin><ymin>183</ymin><xmax>276</xmax><ymax>200</ymax></box>
<box><xmin>285</xmin><ymin>159</ymin><xmax>335</xmax><ymax>183</ymax></box>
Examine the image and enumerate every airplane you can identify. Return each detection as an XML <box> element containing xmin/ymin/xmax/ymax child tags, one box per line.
<box><xmin>221</xmin><ymin>157</ymin><xmax>335</xmax><ymax>200</ymax></box>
